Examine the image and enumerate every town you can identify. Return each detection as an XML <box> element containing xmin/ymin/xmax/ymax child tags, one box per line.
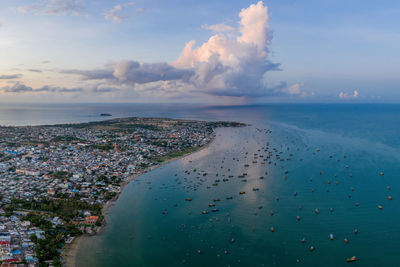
<box><xmin>0</xmin><ymin>117</ymin><xmax>244</xmax><ymax>266</ymax></box>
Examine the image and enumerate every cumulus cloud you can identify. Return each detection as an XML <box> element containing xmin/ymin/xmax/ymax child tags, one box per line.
<box><xmin>104</xmin><ymin>2</ymin><xmax>144</xmax><ymax>23</ymax></box>
<box><xmin>287</xmin><ymin>83</ymin><xmax>303</xmax><ymax>95</ymax></box>
<box><xmin>172</xmin><ymin>1</ymin><xmax>281</xmax><ymax>97</ymax></box>
<box><xmin>62</xmin><ymin>1</ymin><xmax>292</xmax><ymax>100</ymax></box>
<box><xmin>20</xmin><ymin>1</ymin><xmax>309</xmax><ymax>102</ymax></box>
<box><xmin>0</xmin><ymin>74</ymin><xmax>22</xmax><ymax>80</ymax></box>
<box><xmin>339</xmin><ymin>90</ymin><xmax>359</xmax><ymax>99</ymax></box>
<box><xmin>18</xmin><ymin>0</ymin><xmax>86</xmax><ymax>16</ymax></box>
<box><xmin>285</xmin><ymin>83</ymin><xmax>312</xmax><ymax>97</ymax></box>
<box><xmin>1</xmin><ymin>82</ymin><xmax>82</xmax><ymax>93</ymax></box>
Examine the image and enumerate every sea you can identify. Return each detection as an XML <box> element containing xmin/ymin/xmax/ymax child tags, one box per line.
<box><xmin>1</xmin><ymin>103</ymin><xmax>400</xmax><ymax>266</ymax></box>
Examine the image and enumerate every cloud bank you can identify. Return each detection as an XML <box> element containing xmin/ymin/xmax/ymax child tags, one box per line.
<box><xmin>8</xmin><ymin>1</ymin><xmax>305</xmax><ymax>102</ymax></box>
<box><xmin>59</xmin><ymin>1</ymin><xmax>298</xmax><ymax>100</ymax></box>
<box><xmin>62</xmin><ymin>61</ymin><xmax>193</xmax><ymax>84</ymax></box>
<box><xmin>0</xmin><ymin>82</ymin><xmax>82</xmax><ymax>93</ymax></box>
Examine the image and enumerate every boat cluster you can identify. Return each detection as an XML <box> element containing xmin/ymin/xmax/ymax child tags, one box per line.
<box><xmin>138</xmin><ymin>126</ymin><xmax>394</xmax><ymax>265</ymax></box>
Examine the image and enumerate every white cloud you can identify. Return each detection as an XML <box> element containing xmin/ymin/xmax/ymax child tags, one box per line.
<box><xmin>339</xmin><ymin>90</ymin><xmax>359</xmax><ymax>99</ymax></box>
<box><xmin>284</xmin><ymin>83</ymin><xmax>313</xmax><ymax>98</ymax></box>
<box><xmin>104</xmin><ymin>2</ymin><xmax>144</xmax><ymax>23</ymax></box>
<box><xmin>202</xmin><ymin>24</ymin><xmax>235</xmax><ymax>33</ymax></box>
<box><xmin>18</xmin><ymin>1</ymin><xmax>298</xmax><ymax>101</ymax></box>
<box><xmin>172</xmin><ymin>1</ymin><xmax>281</xmax><ymax>97</ymax></box>
<box><xmin>237</xmin><ymin>1</ymin><xmax>270</xmax><ymax>56</ymax></box>
<box><xmin>287</xmin><ymin>83</ymin><xmax>303</xmax><ymax>95</ymax></box>
<box><xmin>62</xmin><ymin>1</ymin><xmax>286</xmax><ymax>99</ymax></box>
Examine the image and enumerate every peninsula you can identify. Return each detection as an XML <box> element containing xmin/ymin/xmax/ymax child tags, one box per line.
<box><xmin>0</xmin><ymin>117</ymin><xmax>245</xmax><ymax>266</ymax></box>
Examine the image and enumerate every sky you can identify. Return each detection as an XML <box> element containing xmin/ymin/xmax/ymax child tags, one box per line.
<box><xmin>0</xmin><ymin>0</ymin><xmax>399</xmax><ymax>104</ymax></box>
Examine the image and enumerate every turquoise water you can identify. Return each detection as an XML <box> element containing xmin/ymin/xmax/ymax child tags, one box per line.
<box><xmin>70</xmin><ymin>104</ymin><xmax>400</xmax><ymax>266</ymax></box>
<box><xmin>2</xmin><ymin>103</ymin><xmax>398</xmax><ymax>266</ymax></box>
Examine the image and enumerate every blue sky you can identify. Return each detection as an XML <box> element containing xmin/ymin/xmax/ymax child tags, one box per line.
<box><xmin>0</xmin><ymin>0</ymin><xmax>399</xmax><ymax>103</ymax></box>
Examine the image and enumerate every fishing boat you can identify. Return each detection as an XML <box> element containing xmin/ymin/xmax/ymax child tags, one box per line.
<box><xmin>346</xmin><ymin>256</ymin><xmax>357</xmax><ymax>263</ymax></box>
<box><xmin>269</xmin><ymin>210</ymin><xmax>274</xmax><ymax>216</ymax></box>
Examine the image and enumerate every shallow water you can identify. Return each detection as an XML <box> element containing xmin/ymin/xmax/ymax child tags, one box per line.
<box><xmin>69</xmin><ymin>104</ymin><xmax>400</xmax><ymax>267</ymax></box>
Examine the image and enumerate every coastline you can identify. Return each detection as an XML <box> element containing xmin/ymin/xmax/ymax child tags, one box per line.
<box><xmin>62</xmin><ymin>132</ymin><xmax>216</xmax><ymax>267</ymax></box>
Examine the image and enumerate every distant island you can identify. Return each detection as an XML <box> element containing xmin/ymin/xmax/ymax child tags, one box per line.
<box><xmin>0</xmin><ymin>117</ymin><xmax>245</xmax><ymax>266</ymax></box>
<box><xmin>100</xmin><ymin>113</ymin><xmax>112</xmax><ymax>117</ymax></box>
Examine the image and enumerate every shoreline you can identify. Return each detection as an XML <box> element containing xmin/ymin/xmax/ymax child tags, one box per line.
<box><xmin>62</xmin><ymin>132</ymin><xmax>216</xmax><ymax>267</ymax></box>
